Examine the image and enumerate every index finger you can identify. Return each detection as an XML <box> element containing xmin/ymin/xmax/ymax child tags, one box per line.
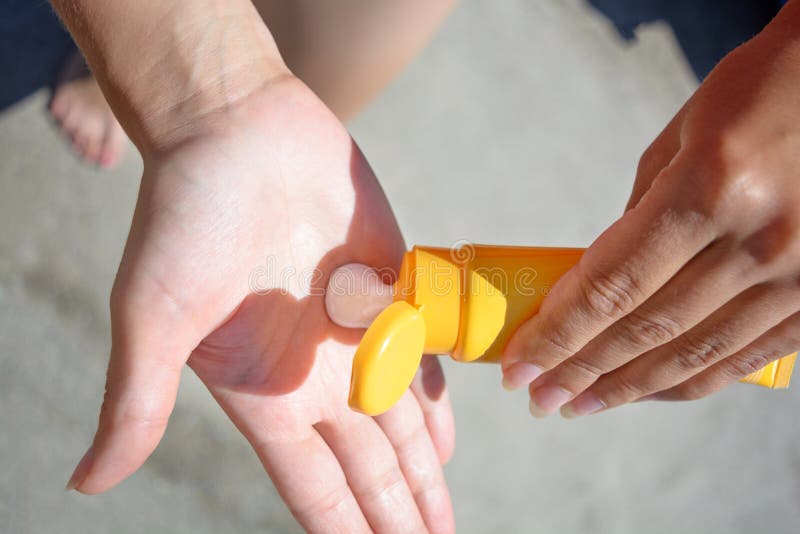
<box><xmin>502</xmin><ymin>169</ymin><xmax>718</xmax><ymax>387</ymax></box>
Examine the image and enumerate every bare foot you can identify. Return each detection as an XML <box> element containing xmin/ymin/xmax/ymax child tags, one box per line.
<box><xmin>49</xmin><ymin>51</ymin><xmax>126</xmax><ymax>168</ymax></box>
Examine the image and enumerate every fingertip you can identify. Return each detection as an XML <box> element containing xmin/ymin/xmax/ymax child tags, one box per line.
<box><xmin>428</xmin><ymin>493</ymin><xmax>456</xmax><ymax>534</ymax></box>
<box><xmin>72</xmin><ymin>421</ymin><xmax>166</xmax><ymax>495</ymax></box>
<box><xmin>432</xmin><ymin>406</ymin><xmax>455</xmax><ymax>465</ymax></box>
<box><xmin>559</xmin><ymin>391</ymin><xmax>606</xmax><ymax>419</ymax></box>
<box><xmin>73</xmin><ymin>479</ymin><xmax>108</xmax><ymax>495</ymax></box>
<box><xmin>501</xmin><ymin>362</ymin><xmax>544</xmax><ymax>390</ymax></box>
<box><xmin>65</xmin><ymin>444</ymin><xmax>94</xmax><ymax>491</ymax></box>
<box><xmin>502</xmin><ymin>320</ymin><xmax>539</xmax><ymax>372</ymax></box>
<box><xmin>501</xmin><ymin>338</ymin><xmax>524</xmax><ymax>371</ymax></box>
<box><xmin>73</xmin><ymin>368</ymin><xmax>178</xmax><ymax>494</ymax></box>
<box><xmin>529</xmin><ymin>398</ymin><xmax>550</xmax><ymax>419</ymax></box>
<box><xmin>528</xmin><ymin>385</ymin><xmax>572</xmax><ymax>418</ymax></box>
<box><xmin>325</xmin><ymin>263</ymin><xmax>393</xmax><ymax>328</ymax></box>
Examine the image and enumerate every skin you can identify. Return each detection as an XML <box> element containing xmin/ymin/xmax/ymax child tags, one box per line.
<box><xmin>502</xmin><ymin>0</ymin><xmax>800</xmax><ymax>419</ymax></box>
<box><xmin>253</xmin><ymin>0</ymin><xmax>457</xmax><ymax>122</ymax></box>
<box><xmin>325</xmin><ymin>263</ymin><xmax>394</xmax><ymax>329</ymax></box>
<box><xmin>47</xmin><ymin>0</ymin><xmax>454</xmax><ymax>165</ymax></box>
<box><xmin>53</xmin><ymin>1</ymin><xmax>455</xmax><ymax>532</ymax></box>
<box><xmin>44</xmin><ymin>0</ymin><xmax>800</xmax><ymax>526</ymax></box>
<box><xmin>49</xmin><ymin>62</ymin><xmax>127</xmax><ymax>168</ymax></box>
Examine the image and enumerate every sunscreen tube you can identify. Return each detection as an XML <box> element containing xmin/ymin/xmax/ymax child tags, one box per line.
<box><xmin>328</xmin><ymin>245</ymin><xmax>796</xmax><ymax>415</ymax></box>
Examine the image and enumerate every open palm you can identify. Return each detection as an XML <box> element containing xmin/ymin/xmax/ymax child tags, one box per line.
<box><xmin>68</xmin><ymin>77</ymin><xmax>455</xmax><ymax>533</ymax></box>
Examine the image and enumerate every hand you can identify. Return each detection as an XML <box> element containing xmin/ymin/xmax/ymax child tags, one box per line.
<box><xmin>66</xmin><ymin>75</ymin><xmax>455</xmax><ymax>533</ymax></box>
<box><xmin>502</xmin><ymin>7</ymin><xmax>800</xmax><ymax>418</ymax></box>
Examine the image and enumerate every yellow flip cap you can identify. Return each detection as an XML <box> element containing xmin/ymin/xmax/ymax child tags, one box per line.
<box><xmin>349</xmin><ymin>300</ymin><xmax>427</xmax><ymax>416</ymax></box>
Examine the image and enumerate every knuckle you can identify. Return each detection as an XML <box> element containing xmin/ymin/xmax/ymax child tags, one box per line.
<box><xmin>119</xmin><ymin>404</ymin><xmax>170</xmax><ymax>429</ymax></box>
<box><xmin>581</xmin><ymin>268</ymin><xmax>640</xmax><ymax>321</ymax></box>
<box><xmin>539</xmin><ymin>326</ymin><xmax>579</xmax><ymax>362</ymax></box>
<box><xmin>393</xmin><ymin>424</ymin><xmax>427</xmax><ymax>463</ymax></box>
<box><xmin>724</xmin><ymin>175</ymin><xmax>770</xmax><ymax>216</ymax></box>
<box><xmin>637</xmin><ymin>143</ymin><xmax>663</xmax><ymax>178</ymax></box>
<box><xmin>384</xmin><ymin>423</ymin><xmax>443</xmax><ymax>497</ymax></box>
<box><xmin>100</xmin><ymin>393</ymin><xmax>170</xmax><ymax>431</ymax></box>
<box><xmin>295</xmin><ymin>483</ymin><xmax>353</xmax><ymax>521</ymax></box>
<box><xmin>358</xmin><ymin>467</ymin><xmax>405</xmax><ymax>503</ymax></box>
<box><xmin>679</xmin><ymin>145</ymin><xmax>770</xmax><ymax>223</ymax></box>
<box><xmin>110</xmin><ymin>272</ymin><xmax>188</xmax><ymax>323</ymax></box>
<box><xmin>743</xmin><ymin>216</ymin><xmax>800</xmax><ymax>266</ymax></box>
<box><xmin>411</xmin><ymin>484</ymin><xmax>445</xmax><ymax>513</ymax></box>
<box><xmin>615</xmin><ymin>310</ymin><xmax>683</xmax><ymax>349</ymax></box>
<box><xmin>564</xmin><ymin>356</ymin><xmax>606</xmax><ymax>382</ymax></box>
<box><xmin>672</xmin><ymin>335</ymin><xmax>727</xmax><ymax>371</ymax></box>
<box><xmin>786</xmin><ymin>332</ymin><xmax>800</xmax><ymax>355</ymax></box>
<box><xmin>727</xmin><ymin>350</ymin><xmax>773</xmax><ymax>378</ymax></box>
<box><xmin>671</xmin><ymin>381</ymin><xmax>711</xmax><ymax>401</ymax></box>
<box><xmin>675</xmin><ymin>176</ymin><xmax>724</xmax><ymax>224</ymax></box>
<box><xmin>607</xmin><ymin>373</ymin><xmax>646</xmax><ymax>401</ymax></box>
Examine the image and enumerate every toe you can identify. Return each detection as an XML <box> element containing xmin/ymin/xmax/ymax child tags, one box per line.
<box><xmin>100</xmin><ymin>122</ymin><xmax>126</xmax><ymax>169</ymax></box>
<box><xmin>72</xmin><ymin>131</ymin><xmax>89</xmax><ymax>156</ymax></box>
<box><xmin>50</xmin><ymin>93</ymin><xmax>68</xmax><ymax>120</ymax></box>
<box><xmin>50</xmin><ymin>69</ymin><xmax>127</xmax><ymax>167</ymax></box>
<box><xmin>61</xmin><ymin>105</ymin><xmax>81</xmax><ymax>137</ymax></box>
<box><xmin>81</xmin><ymin>118</ymin><xmax>106</xmax><ymax>164</ymax></box>
<box><xmin>84</xmin><ymin>136</ymin><xmax>102</xmax><ymax>163</ymax></box>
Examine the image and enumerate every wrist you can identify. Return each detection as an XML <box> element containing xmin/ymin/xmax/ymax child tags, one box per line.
<box><xmin>52</xmin><ymin>0</ymin><xmax>291</xmax><ymax>153</ymax></box>
<box><xmin>108</xmin><ymin>15</ymin><xmax>290</xmax><ymax>153</ymax></box>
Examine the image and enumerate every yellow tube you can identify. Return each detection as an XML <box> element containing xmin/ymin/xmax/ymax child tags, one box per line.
<box><xmin>348</xmin><ymin>244</ymin><xmax>796</xmax><ymax>415</ymax></box>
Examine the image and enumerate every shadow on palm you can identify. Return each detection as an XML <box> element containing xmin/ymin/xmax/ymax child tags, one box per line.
<box><xmin>186</xmin><ymin>140</ymin><xmax>431</xmax><ymax>409</ymax></box>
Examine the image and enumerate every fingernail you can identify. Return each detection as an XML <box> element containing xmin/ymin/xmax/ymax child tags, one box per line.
<box><xmin>529</xmin><ymin>386</ymin><xmax>572</xmax><ymax>418</ymax></box>
<box><xmin>65</xmin><ymin>444</ymin><xmax>94</xmax><ymax>491</ymax></box>
<box><xmin>502</xmin><ymin>362</ymin><xmax>544</xmax><ymax>390</ymax></box>
<box><xmin>561</xmin><ymin>392</ymin><xmax>606</xmax><ymax>419</ymax></box>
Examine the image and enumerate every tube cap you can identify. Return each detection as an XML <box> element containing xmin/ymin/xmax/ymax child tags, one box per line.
<box><xmin>348</xmin><ymin>301</ymin><xmax>427</xmax><ymax>415</ymax></box>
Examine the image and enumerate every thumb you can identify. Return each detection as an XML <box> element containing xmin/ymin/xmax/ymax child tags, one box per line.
<box><xmin>325</xmin><ymin>263</ymin><xmax>394</xmax><ymax>328</ymax></box>
<box><xmin>66</xmin><ymin>273</ymin><xmax>203</xmax><ymax>494</ymax></box>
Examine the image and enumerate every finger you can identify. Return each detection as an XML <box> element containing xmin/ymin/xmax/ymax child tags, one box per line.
<box><xmin>560</xmin><ymin>280</ymin><xmax>800</xmax><ymax>416</ymax></box>
<box><xmin>625</xmin><ymin>106</ymin><xmax>686</xmax><ymax>211</ymax></box>
<box><xmin>67</xmin><ymin>279</ymin><xmax>203</xmax><ymax>493</ymax></box>
<box><xmin>316</xmin><ymin>413</ymin><xmax>427</xmax><ymax>533</ymax></box>
<box><xmin>649</xmin><ymin>311</ymin><xmax>800</xmax><ymax>402</ymax></box>
<box><xmin>529</xmin><ymin>238</ymin><xmax>758</xmax><ymax>415</ymax></box>
<box><xmin>503</xmin><ymin>158</ymin><xmax>718</xmax><ymax>386</ymax></box>
<box><xmin>409</xmin><ymin>355</ymin><xmax>455</xmax><ymax>464</ymax></box>
<box><xmin>253</xmin><ymin>428</ymin><xmax>371</xmax><ymax>534</ymax></box>
<box><xmin>376</xmin><ymin>388</ymin><xmax>455</xmax><ymax>534</ymax></box>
